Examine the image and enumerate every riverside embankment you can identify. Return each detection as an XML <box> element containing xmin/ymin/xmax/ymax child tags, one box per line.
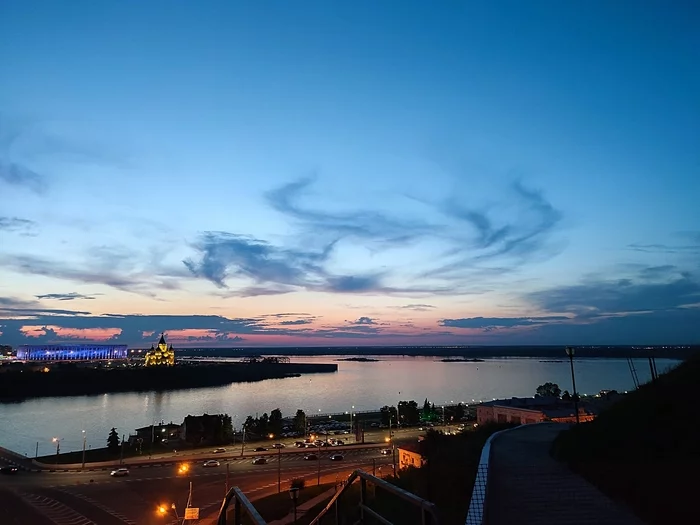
<box><xmin>0</xmin><ymin>361</ymin><xmax>337</xmax><ymax>400</ymax></box>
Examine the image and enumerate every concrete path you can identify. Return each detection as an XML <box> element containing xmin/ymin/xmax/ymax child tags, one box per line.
<box><xmin>484</xmin><ymin>423</ymin><xmax>645</xmax><ymax>525</ymax></box>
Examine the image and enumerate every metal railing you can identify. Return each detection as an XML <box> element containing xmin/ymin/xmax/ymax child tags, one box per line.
<box><xmin>309</xmin><ymin>469</ymin><xmax>439</xmax><ymax>525</ymax></box>
<box><xmin>464</xmin><ymin>426</ymin><xmax>521</xmax><ymax>525</ymax></box>
<box><xmin>216</xmin><ymin>486</ymin><xmax>267</xmax><ymax>525</ymax></box>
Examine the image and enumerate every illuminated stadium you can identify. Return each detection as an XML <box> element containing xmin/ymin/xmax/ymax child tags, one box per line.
<box><xmin>16</xmin><ymin>344</ymin><xmax>128</xmax><ymax>361</ymax></box>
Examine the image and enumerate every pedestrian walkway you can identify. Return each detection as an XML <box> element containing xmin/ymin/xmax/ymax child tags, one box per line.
<box><xmin>484</xmin><ymin>423</ymin><xmax>644</xmax><ymax>525</ymax></box>
<box><xmin>267</xmin><ymin>487</ymin><xmax>337</xmax><ymax>525</ymax></box>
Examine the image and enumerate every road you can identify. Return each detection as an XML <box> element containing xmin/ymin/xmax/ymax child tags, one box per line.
<box><xmin>0</xmin><ymin>447</ymin><xmax>394</xmax><ymax>524</ymax></box>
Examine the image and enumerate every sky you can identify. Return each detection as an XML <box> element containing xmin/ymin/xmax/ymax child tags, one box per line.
<box><xmin>1</xmin><ymin>1</ymin><xmax>699</xmax><ymax>347</ymax></box>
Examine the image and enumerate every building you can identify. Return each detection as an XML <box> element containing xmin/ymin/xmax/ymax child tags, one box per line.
<box><xmin>16</xmin><ymin>344</ymin><xmax>128</xmax><ymax>362</ymax></box>
<box><xmin>477</xmin><ymin>396</ymin><xmax>596</xmax><ymax>425</ymax></box>
<box><xmin>132</xmin><ymin>422</ymin><xmax>182</xmax><ymax>445</ymax></box>
<box><xmin>397</xmin><ymin>442</ymin><xmax>425</xmax><ymax>470</ymax></box>
<box><xmin>144</xmin><ymin>333</ymin><xmax>175</xmax><ymax>366</ymax></box>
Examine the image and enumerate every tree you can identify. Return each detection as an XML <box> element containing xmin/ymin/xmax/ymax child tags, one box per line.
<box><xmin>398</xmin><ymin>400</ymin><xmax>420</xmax><ymax>426</ymax></box>
<box><xmin>380</xmin><ymin>405</ymin><xmax>398</xmax><ymax>427</ymax></box>
<box><xmin>536</xmin><ymin>382</ymin><xmax>562</xmax><ymax>398</ymax></box>
<box><xmin>454</xmin><ymin>403</ymin><xmax>465</xmax><ymax>421</ymax></box>
<box><xmin>293</xmin><ymin>409</ymin><xmax>306</xmax><ymax>433</ymax></box>
<box><xmin>107</xmin><ymin>427</ymin><xmax>120</xmax><ymax>453</ymax></box>
<box><xmin>561</xmin><ymin>390</ymin><xmax>571</xmax><ymax>401</ymax></box>
<box><xmin>269</xmin><ymin>408</ymin><xmax>283</xmax><ymax>437</ymax></box>
<box><xmin>423</xmin><ymin>398</ymin><xmax>431</xmax><ymax>415</ymax></box>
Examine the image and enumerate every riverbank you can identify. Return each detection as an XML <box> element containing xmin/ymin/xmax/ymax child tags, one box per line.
<box><xmin>0</xmin><ymin>362</ymin><xmax>337</xmax><ymax>400</ymax></box>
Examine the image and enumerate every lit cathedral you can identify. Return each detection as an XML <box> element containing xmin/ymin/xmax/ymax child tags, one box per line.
<box><xmin>144</xmin><ymin>333</ymin><xmax>175</xmax><ymax>366</ymax></box>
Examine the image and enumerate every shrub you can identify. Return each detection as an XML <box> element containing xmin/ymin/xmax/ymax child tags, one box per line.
<box><xmin>290</xmin><ymin>477</ymin><xmax>305</xmax><ymax>490</ymax></box>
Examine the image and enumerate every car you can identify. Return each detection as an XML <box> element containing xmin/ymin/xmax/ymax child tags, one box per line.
<box><xmin>295</xmin><ymin>441</ymin><xmax>306</xmax><ymax>448</ymax></box>
<box><xmin>272</xmin><ymin>443</ymin><xmax>285</xmax><ymax>449</ymax></box>
<box><xmin>0</xmin><ymin>466</ymin><xmax>19</xmax><ymax>475</ymax></box>
<box><xmin>203</xmin><ymin>460</ymin><xmax>220</xmax><ymax>468</ymax></box>
<box><xmin>254</xmin><ymin>447</ymin><xmax>267</xmax><ymax>452</ymax></box>
<box><xmin>380</xmin><ymin>449</ymin><xmax>392</xmax><ymax>455</ymax></box>
<box><xmin>252</xmin><ymin>457</ymin><xmax>267</xmax><ymax>465</ymax></box>
<box><xmin>306</xmin><ymin>443</ymin><xmax>316</xmax><ymax>448</ymax></box>
<box><xmin>213</xmin><ymin>448</ymin><xmax>226</xmax><ymax>454</ymax></box>
<box><xmin>110</xmin><ymin>468</ymin><xmax>129</xmax><ymax>477</ymax></box>
<box><xmin>303</xmin><ymin>454</ymin><xmax>317</xmax><ymax>461</ymax></box>
<box><xmin>329</xmin><ymin>454</ymin><xmax>344</xmax><ymax>461</ymax></box>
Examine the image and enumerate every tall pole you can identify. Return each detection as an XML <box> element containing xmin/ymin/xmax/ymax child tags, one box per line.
<box><xmin>120</xmin><ymin>434</ymin><xmax>125</xmax><ymax>464</ymax></box>
<box><xmin>317</xmin><ymin>443</ymin><xmax>321</xmax><ymax>485</ymax></box>
<box><xmin>35</xmin><ymin>441</ymin><xmax>38</xmax><ymax>459</ymax></box>
<box><xmin>240</xmin><ymin>425</ymin><xmax>246</xmax><ymax>457</ymax></box>
<box><xmin>150</xmin><ymin>421</ymin><xmax>155</xmax><ymax>459</ymax></box>
<box><xmin>566</xmin><ymin>347</ymin><xmax>580</xmax><ymax>425</ymax></box>
<box><xmin>81</xmin><ymin>431</ymin><xmax>86</xmax><ymax>470</ymax></box>
<box><xmin>226</xmin><ymin>462</ymin><xmax>230</xmax><ymax>495</ymax></box>
<box><xmin>277</xmin><ymin>446</ymin><xmax>281</xmax><ymax>493</ymax></box>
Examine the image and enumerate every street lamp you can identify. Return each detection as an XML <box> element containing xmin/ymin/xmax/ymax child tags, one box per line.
<box><xmin>52</xmin><ymin>437</ymin><xmax>61</xmax><ymax>465</ymax></box>
<box><xmin>289</xmin><ymin>487</ymin><xmax>299</xmax><ymax>524</ymax></box>
<box><xmin>565</xmin><ymin>346</ymin><xmax>580</xmax><ymax>424</ymax></box>
<box><xmin>350</xmin><ymin>405</ymin><xmax>355</xmax><ymax>442</ymax></box>
<box><xmin>81</xmin><ymin>430</ymin><xmax>87</xmax><ymax>470</ymax></box>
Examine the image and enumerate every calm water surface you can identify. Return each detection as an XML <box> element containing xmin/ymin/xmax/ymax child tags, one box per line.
<box><xmin>0</xmin><ymin>356</ymin><xmax>679</xmax><ymax>456</ymax></box>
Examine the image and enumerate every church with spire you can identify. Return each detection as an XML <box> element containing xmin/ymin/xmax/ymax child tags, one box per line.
<box><xmin>144</xmin><ymin>333</ymin><xmax>176</xmax><ymax>366</ymax></box>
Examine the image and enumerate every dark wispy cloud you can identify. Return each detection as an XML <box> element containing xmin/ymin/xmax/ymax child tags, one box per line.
<box><xmin>627</xmin><ymin>231</ymin><xmax>700</xmax><ymax>255</ymax></box>
<box><xmin>0</xmin><ymin>216</ymin><xmax>36</xmax><ymax>234</ymax></box>
<box><xmin>395</xmin><ymin>304</ymin><xmax>436</xmax><ymax>311</ymax></box>
<box><xmin>0</xmin><ymin>161</ymin><xmax>46</xmax><ymax>193</ymax></box>
<box><xmin>0</xmin><ymin>254</ymin><xmax>181</xmax><ymax>296</ymax></box>
<box><xmin>36</xmin><ymin>292</ymin><xmax>99</xmax><ymax>301</ymax></box>
<box><xmin>440</xmin><ymin>316</ymin><xmax>568</xmax><ymax>331</ymax></box>
<box><xmin>429</xmin><ymin>180</ymin><xmax>563</xmax><ymax>277</ymax></box>
<box><xmin>266</xmin><ymin>176</ymin><xmax>437</xmax><ymax>245</ymax></box>
<box><xmin>279</xmin><ymin>319</ymin><xmax>313</xmax><ymax>326</ymax></box>
<box><xmin>351</xmin><ymin>316</ymin><xmax>376</xmax><ymax>325</ymax></box>
<box><xmin>526</xmin><ymin>273</ymin><xmax>700</xmax><ymax>316</ymax></box>
<box><xmin>183</xmin><ymin>231</ymin><xmax>334</xmax><ymax>290</ymax></box>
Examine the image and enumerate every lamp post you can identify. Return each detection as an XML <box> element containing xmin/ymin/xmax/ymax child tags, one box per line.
<box><xmin>349</xmin><ymin>405</ymin><xmax>355</xmax><ymax>442</ymax></box>
<box><xmin>289</xmin><ymin>487</ymin><xmax>299</xmax><ymax>524</ymax></box>
<box><xmin>565</xmin><ymin>346</ymin><xmax>580</xmax><ymax>424</ymax></box>
<box><xmin>52</xmin><ymin>437</ymin><xmax>61</xmax><ymax>466</ymax></box>
<box><xmin>81</xmin><ymin>430</ymin><xmax>87</xmax><ymax>470</ymax></box>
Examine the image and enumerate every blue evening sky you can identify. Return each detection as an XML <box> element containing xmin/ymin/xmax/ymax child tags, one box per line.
<box><xmin>1</xmin><ymin>1</ymin><xmax>698</xmax><ymax>346</ymax></box>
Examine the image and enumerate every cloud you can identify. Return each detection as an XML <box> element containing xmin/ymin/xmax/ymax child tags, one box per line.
<box><xmin>266</xmin><ymin>176</ymin><xmax>437</xmax><ymax>245</ymax></box>
<box><xmin>279</xmin><ymin>319</ymin><xmax>313</xmax><ymax>326</ymax></box>
<box><xmin>35</xmin><ymin>292</ymin><xmax>99</xmax><ymax>301</ymax></box>
<box><xmin>526</xmin><ymin>273</ymin><xmax>700</xmax><ymax>316</ymax></box>
<box><xmin>440</xmin><ymin>316</ymin><xmax>569</xmax><ymax>331</ymax></box>
<box><xmin>183</xmin><ymin>231</ymin><xmax>334</xmax><ymax>290</ymax></box>
<box><xmin>0</xmin><ymin>216</ymin><xmax>36</xmax><ymax>233</ymax></box>
<box><xmin>351</xmin><ymin>316</ymin><xmax>376</xmax><ymax>325</ymax></box>
<box><xmin>0</xmin><ymin>254</ymin><xmax>181</xmax><ymax>297</ymax></box>
<box><xmin>395</xmin><ymin>304</ymin><xmax>436</xmax><ymax>311</ymax></box>
<box><xmin>627</xmin><ymin>232</ymin><xmax>700</xmax><ymax>255</ymax></box>
<box><xmin>0</xmin><ymin>161</ymin><xmax>46</xmax><ymax>194</ymax></box>
<box><xmin>429</xmin><ymin>180</ymin><xmax>563</xmax><ymax>277</ymax></box>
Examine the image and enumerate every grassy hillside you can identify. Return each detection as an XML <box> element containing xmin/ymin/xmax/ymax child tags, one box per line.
<box><xmin>552</xmin><ymin>353</ymin><xmax>700</xmax><ymax>524</ymax></box>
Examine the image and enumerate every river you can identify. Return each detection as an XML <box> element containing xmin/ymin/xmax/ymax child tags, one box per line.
<box><xmin>0</xmin><ymin>355</ymin><xmax>679</xmax><ymax>456</ymax></box>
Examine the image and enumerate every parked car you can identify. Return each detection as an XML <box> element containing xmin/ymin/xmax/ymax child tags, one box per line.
<box><xmin>203</xmin><ymin>460</ymin><xmax>220</xmax><ymax>468</ymax></box>
<box><xmin>110</xmin><ymin>468</ymin><xmax>129</xmax><ymax>477</ymax></box>
<box><xmin>329</xmin><ymin>454</ymin><xmax>344</xmax><ymax>461</ymax></box>
<box><xmin>380</xmin><ymin>449</ymin><xmax>392</xmax><ymax>455</ymax></box>
<box><xmin>213</xmin><ymin>448</ymin><xmax>227</xmax><ymax>454</ymax></box>
<box><xmin>254</xmin><ymin>447</ymin><xmax>267</xmax><ymax>452</ymax></box>
<box><xmin>252</xmin><ymin>457</ymin><xmax>267</xmax><ymax>465</ymax></box>
<box><xmin>0</xmin><ymin>466</ymin><xmax>19</xmax><ymax>475</ymax></box>
<box><xmin>303</xmin><ymin>454</ymin><xmax>317</xmax><ymax>461</ymax></box>
<box><xmin>272</xmin><ymin>443</ymin><xmax>285</xmax><ymax>449</ymax></box>
<box><xmin>295</xmin><ymin>441</ymin><xmax>306</xmax><ymax>448</ymax></box>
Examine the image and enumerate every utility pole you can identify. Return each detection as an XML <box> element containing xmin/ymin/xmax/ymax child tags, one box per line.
<box><xmin>277</xmin><ymin>446</ymin><xmax>281</xmax><ymax>493</ymax></box>
<box><xmin>35</xmin><ymin>442</ymin><xmax>38</xmax><ymax>459</ymax></box>
<box><xmin>225</xmin><ymin>462</ymin><xmax>230</xmax><ymax>495</ymax></box>
<box><xmin>150</xmin><ymin>422</ymin><xmax>155</xmax><ymax>459</ymax></box>
<box><xmin>240</xmin><ymin>425</ymin><xmax>246</xmax><ymax>457</ymax></box>
<box><xmin>317</xmin><ymin>443</ymin><xmax>321</xmax><ymax>485</ymax></box>
<box><xmin>120</xmin><ymin>434</ymin><xmax>125</xmax><ymax>464</ymax></box>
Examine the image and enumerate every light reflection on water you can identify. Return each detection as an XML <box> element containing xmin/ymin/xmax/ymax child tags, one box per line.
<box><xmin>0</xmin><ymin>356</ymin><xmax>679</xmax><ymax>455</ymax></box>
